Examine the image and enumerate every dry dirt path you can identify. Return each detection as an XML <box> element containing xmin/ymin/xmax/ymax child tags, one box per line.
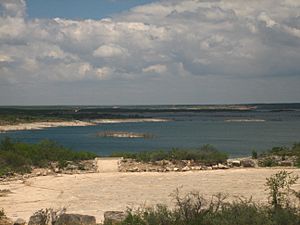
<box><xmin>1</xmin><ymin>168</ymin><xmax>300</xmax><ymax>223</ymax></box>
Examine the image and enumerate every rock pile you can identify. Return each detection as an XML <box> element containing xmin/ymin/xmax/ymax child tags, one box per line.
<box><xmin>0</xmin><ymin>160</ymin><xmax>97</xmax><ymax>183</ymax></box>
<box><xmin>119</xmin><ymin>159</ymin><xmax>233</xmax><ymax>172</ymax></box>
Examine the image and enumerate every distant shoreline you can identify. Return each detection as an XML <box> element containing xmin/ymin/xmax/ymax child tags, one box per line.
<box><xmin>0</xmin><ymin>120</ymin><xmax>95</xmax><ymax>133</ymax></box>
<box><xmin>0</xmin><ymin>118</ymin><xmax>170</xmax><ymax>133</ymax></box>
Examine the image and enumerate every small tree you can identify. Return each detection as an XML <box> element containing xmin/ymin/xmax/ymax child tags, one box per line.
<box><xmin>252</xmin><ymin>150</ymin><xmax>258</xmax><ymax>159</ymax></box>
<box><xmin>265</xmin><ymin>170</ymin><xmax>299</xmax><ymax>209</ymax></box>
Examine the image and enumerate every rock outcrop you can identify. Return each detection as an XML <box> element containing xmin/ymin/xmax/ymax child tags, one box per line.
<box><xmin>104</xmin><ymin>211</ymin><xmax>126</xmax><ymax>225</ymax></box>
<box><xmin>13</xmin><ymin>218</ymin><xmax>26</xmax><ymax>225</ymax></box>
<box><xmin>240</xmin><ymin>159</ymin><xmax>257</xmax><ymax>168</ymax></box>
<box><xmin>55</xmin><ymin>214</ymin><xmax>96</xmax><ymax>225</ymax></box>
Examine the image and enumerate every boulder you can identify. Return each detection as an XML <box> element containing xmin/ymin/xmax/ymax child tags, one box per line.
<box><xmin>182</xmin><ymin>166</ymin><xmax>190</xmax><ymax>171</ymax></box>
<box><xmin>13</xmin><ymin>218</ymin><xmax>26</xmax><ymax>225</ymax></box>
<box><xmin>212</xmin><ymin>165</ymin><xmax>219</xmax><ymax>170</ymax></box>
<box><xmin>28</xmin><ymin>208</ymin><xmax>66</xmax><ymax>225</ymax></box>
<box><xmin>54</xmin><ymin>214</ymin><xmax>96</xmax><ymax>225</ymax></box>
<box><xmin>240</xmin><ymin>159</ymin><xmax>256</xmax><ymax>168</ymax></box>
<box><xmin>104</xmin><ymin>211</ymin><xmax>126</xmax><ymax>225</ymax></box>
<box><xmin>231</xmin><ymin>160</ymin><xmax>241</xmax><ymax>167</ymax></box>
<box><xmin>278</xmin><ymin>160</ymin><xmax>294</xmax><ymax>167</ymax></box>
<box><xmin>218</xmin><ymin>163</ymin><xmax>228</xmax><ymax>169</ymax></box>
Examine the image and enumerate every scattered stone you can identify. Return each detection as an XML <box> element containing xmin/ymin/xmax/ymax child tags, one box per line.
<box><xmin>227</xmin><ymin>160</ymin><xmax>241</xmax><ymax>167</ymax></box>
<box><xmin>13</xmin><ymin>218</ymin><xmax>26</xmax><ymax>225</ymax></box>
<box><xmin>218</xmin><ymin>163</ymin><xmax>228</xmax><ymax>169</ymax></box>
<box><xmin>104</xmin><ymin>211</ymin><xmax>126</xmax><ymax>225</ymax></box>
<box><xmin>212</xmin><ymin>165</ymin><xmax>219</xmax><ymax>170</ymax></box>
<box><xmin>35</xmin><ymin>172</ymin><xmax>41</xmax><ymax>176</ymax></box>
<box><xmin>182</xmin><ymin>166</ymin><xmax>190</xmax><ymax>171</ymax></box>
<box><xmin>279</xmin><ymin>160</ymin><xmax>294</xmax><ymax>167</ymax></box>
<box><xmin>165</xmin><ymin>167</ymin><xmax>172</xmax><ymax>172</ymax></box>
<box><xmin>240</xmin><ymin>159</ymin><xmax>257</xmax><ymax>168</ymax></box>
<box><xmin>206</xmin><ymin>166</ymin><xmax>213</xmax><ymax>170</ymax></box>
<box><xmin>55</xmin><ymin>214</ymin><xmax>96</xmax><ymax>225</ymax></box>
<box><xmin>173</xmin><ymin>167</ymin><xmax>179</xmax><ymax>172</ymax></box>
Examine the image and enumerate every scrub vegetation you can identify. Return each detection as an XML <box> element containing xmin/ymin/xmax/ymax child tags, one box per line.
<box><xmin>111</xmin><ymin>145</ymin><xmax>228</xmax><ymax>165</ymax></box>
<box><xmin>0</xmin><ymin>137</ymin><xmax>97</xmax><ymax>176</ymax></box>
<box><xmin>105</xmin><ymin>171</ymin><xmax>300</xmax><ymax>225</ymax></box>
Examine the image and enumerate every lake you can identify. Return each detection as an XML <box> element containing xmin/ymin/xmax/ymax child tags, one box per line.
<box><xmin>1</xmin><ymin>104</ymin><xmax>300</xmax><ymax>157</ymax></box>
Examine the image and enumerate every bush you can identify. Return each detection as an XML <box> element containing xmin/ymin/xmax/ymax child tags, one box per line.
<box><xmin>112</xmin><ymin>145</ymin><xmax>228</xmax><ymax>165</ymax></box>
<box><xmin>259</xmin><ymin>157</ymin><xmax>278</xmax><ymax>167</ymax></box>
<box><xmin>252</xmin><ymin>150</ymin><xmax>258</xmax><ymax>159</ymax></box>
<box><xmin>259</xmin><ymin>142</ymin><xmax>300</xmax><ymax>167</ymax></box>
<box><xmin>265</xmin><ymin>170</ymin><xmax>299</xmax><ymax>209</ymax></box>
<box><xmin>0</xmin><ymin>137</ymin><xmax>98</xmax><ymax>176</ymax></box>
<box><xmin>107</xmin><ymin>171</ymin><xmax>300</xmax><ymax>225</ymax></box>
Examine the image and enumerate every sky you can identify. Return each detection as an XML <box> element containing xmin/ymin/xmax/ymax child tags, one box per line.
<box><xmin>0</xmin><ymin>0</ymin><xmax>300</xmax><ymax>105</ymax></box>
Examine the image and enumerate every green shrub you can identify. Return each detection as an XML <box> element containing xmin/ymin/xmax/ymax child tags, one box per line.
<box><xmin>259</xmin><ymin>157</ymin><xmax>278</xmax><ymax>167</ymax></box>
<box><xmin>107</xmin><ymin>171</ymin><xmax>300</xmax><ymax>225</ymax></box>
<box><xmin>265</xmin><ymin>170</ymin><xmax>299</xmax><ymax>209</ymax></box>
<box><xmin>112</xmin><ymin>145</ymin><xmax>228</xmax><ymax>165</ymax></box>
<box><xmin>252</xmin><ymin>150</ymin><xmax>258</xmax><ymax>159</ymax></box>
<box><xmin>0</xmin><ymin>137</ymin><xmax>98</xmax><ymax>176</ymax></box>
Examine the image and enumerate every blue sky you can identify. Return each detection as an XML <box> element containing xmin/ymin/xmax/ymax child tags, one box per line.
<box><xmin>26</xmin><ymin>0</ymin><xmax>156</xmax><ymax>19</ymax></box>
<box><xmin>0</xmin><ymin>0</ymin><xmax>300</xmax><ymax>105</ymax></box>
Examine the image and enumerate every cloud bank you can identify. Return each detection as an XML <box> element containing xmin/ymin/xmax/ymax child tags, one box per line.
<box><xmin>0</xmin><ymin>0</ymin><xmax>300</xmax><ymax>104</ymax></box>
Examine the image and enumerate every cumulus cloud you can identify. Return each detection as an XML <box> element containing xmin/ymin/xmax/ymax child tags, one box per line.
<box><xmin>93</xmin><ymin>44</ymin><xmax>128</xmax><ymax>58</ymax></box>
<box><xmin>143</xmin><ymin>64</ymin><xmax>167</xmax><ymax>74</ymax></box>
<box><xmin>0</xmin><ymin>0</ymin><xmax>300</xmax><ymax>104</ymax></box>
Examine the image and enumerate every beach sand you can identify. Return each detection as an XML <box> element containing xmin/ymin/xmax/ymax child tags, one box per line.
<box><xmin>0</xmin><ymin>118</ymin><xmax>169</xmax><ymax>133</ymax></box>
<box><xmin>1</xmin><ymin>168</ymin><xmax>300</xmax><ymax>223</ymax></box>
<box><xmin>0</xmin><ymin>121</ymin><xmax>95</xmax><ymax>133</ymax></box>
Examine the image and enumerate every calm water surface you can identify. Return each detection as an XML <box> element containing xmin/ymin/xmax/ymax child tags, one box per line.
<box><xmin>1</xmin><ymin>104</ymin><xmax>300</xmax><ymax>157</ymax></box>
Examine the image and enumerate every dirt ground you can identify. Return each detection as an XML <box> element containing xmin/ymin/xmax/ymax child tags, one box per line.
<box><xmin>1</xmin><ymin>168</ymin><xmax>300</xmax><ymax>223</ymax></box>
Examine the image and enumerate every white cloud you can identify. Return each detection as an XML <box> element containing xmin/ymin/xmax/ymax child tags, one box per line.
<box><xmin>143</xmin><ymin>64</ymin><xmax>167</xmax><ymax>74</ymax></box>
<box><xmin>0</xmin><ymin>54</ymin><xmax>13</xmax><ymax>62</ymax></box>
<box><xmin>93</xmin><ymin>44</ymin><xmax>128</xmax><ymax>57</ymax></box>
<box><xmin>0</xmin><ymin>0</ymin><xmax>26</xmax><ymax>17</ymax></box>
<box><xmin>0</xmin><ymin>0</ymin><xmax>300</xmax><ymax>103</ymax></box>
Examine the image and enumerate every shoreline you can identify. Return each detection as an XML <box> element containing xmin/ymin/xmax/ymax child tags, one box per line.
<box><xmin>0</xmin><ymin>120</ymin><xmax>96</xmax><ymax>133</ymax></box>
<box><xmin>0</xmin><ymin>118</ymin><xmax>169</xmax><ymax>133</ymax></box>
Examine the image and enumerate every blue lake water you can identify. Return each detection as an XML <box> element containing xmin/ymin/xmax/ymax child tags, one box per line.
<box><xmin>1</xmin><ymin>104</ymin><xmax>300</xmax><ymax>157</ymax></box>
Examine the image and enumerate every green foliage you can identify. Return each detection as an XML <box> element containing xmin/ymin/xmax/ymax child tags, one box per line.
<box><xmin>106</xmin><ymin>171</ymin><xmax>300</xmax><ymax>225</ymax></box>
<box><xmin>111</xmin><ymin>145</ymin><xmax>228</xmax><ymax>165</ymax></box>
<box><xmin>259</xmin><ymin>157</ymin><xmax>279</xmax><ymax>167</ymax></box>
<box><xmin>259</xmin><ymin>142</ymin><xmax>300</xmax><ymax>167</ymax></box>
<box><xmin>265</xmin><ymin>170</ymin><xmax>299</xmax><ymax>209</ymax></box>
<box><xmin>252</xmin><ymin>150</ymin><xmax>258</xmax><ymax>159</ymax></box>
<box><xmin>0</xmin><ymin>137</ymin><xmax>97</xmax><ymax>176</ymax></box>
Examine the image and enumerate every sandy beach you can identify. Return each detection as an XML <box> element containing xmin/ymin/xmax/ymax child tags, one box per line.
<box><xmin>0</xmin><ymin>121</ymin><xmax>96</xmax><ymax>133</ymax></box>
<box><xmin>1</xmin><ymin>168</ymin><xmax>300</xmax><ymax>223</ymax></box>
<box><xmin>0</xmin><ymin>118</ymin><xmax>169</xmax><ymax>133</ymax></box>
<box><xmin>91</xmin><ymin>118</ymin><xmax>170</xmax><ymax>124</ymax></box>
